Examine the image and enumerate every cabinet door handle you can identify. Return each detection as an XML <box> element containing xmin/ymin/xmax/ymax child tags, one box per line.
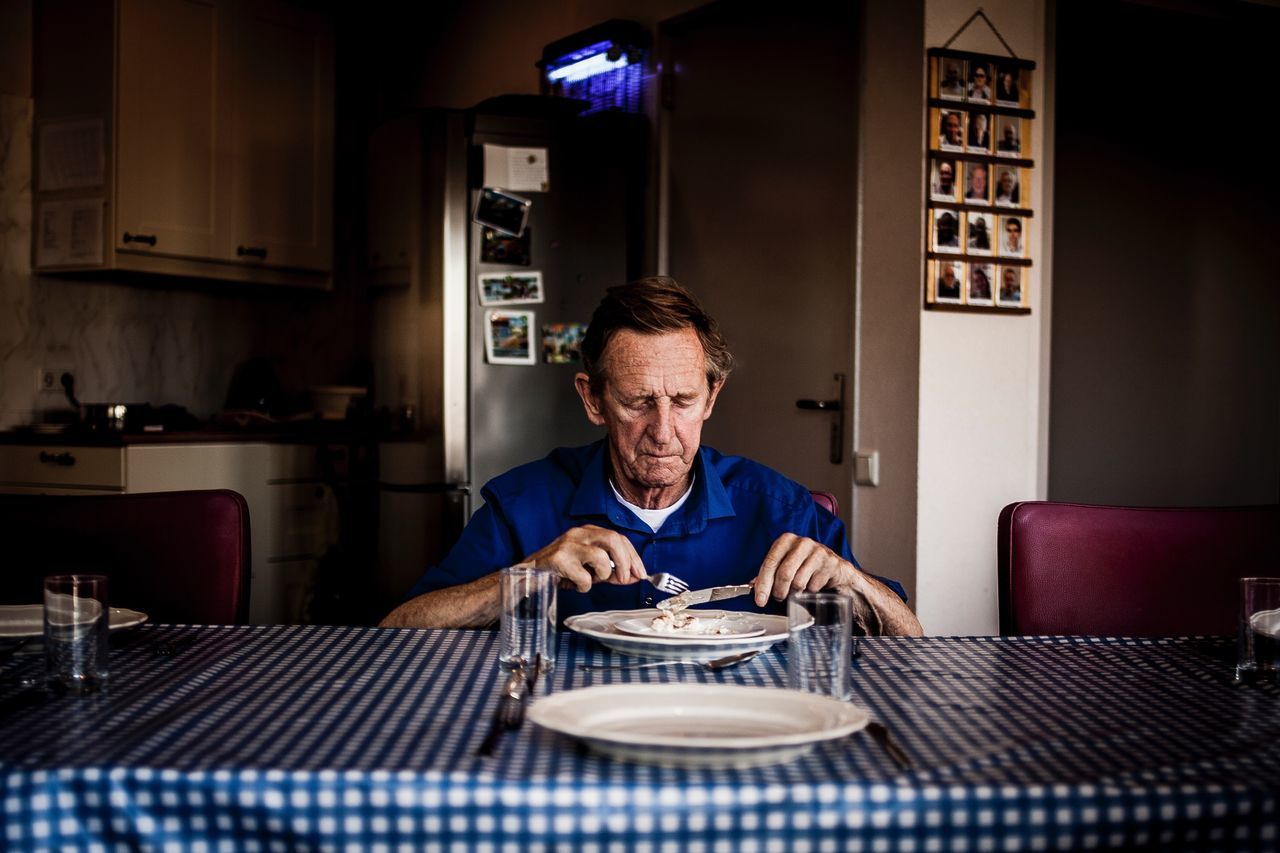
<box><xmin>38</xmin><ymin>451</ymin><xmax>76</xmax><ymax>467</ymax></box>
<box><xmin>122</xmin><ymin>232</ymin><xmax>157</xmax><ymax>246</ymax></box>
<box><xmin>237</xmin><ymin>245</ymin><xmax>268</xmax><ymax>260</ymax></box>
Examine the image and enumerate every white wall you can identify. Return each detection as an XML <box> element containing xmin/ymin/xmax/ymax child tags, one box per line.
<box><xmin>914</xmin><ymin>0</ymin><xmax>1051</xmax><ymax>635</ymax></box>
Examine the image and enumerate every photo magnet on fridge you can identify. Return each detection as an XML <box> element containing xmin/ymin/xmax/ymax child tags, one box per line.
<box><xmin>478</xmin><ymin>271</ymin><xmax>543</xmax><ymax>306</ymax></box>
<box><xmin>485</xmin><ymin>310</ymin><xmax>536</xmax><ymax>365</ymax></box>
<box><xmin>542</xmin><ymin>323</ymin><xmax>587</xmax><ymax>364</ymax></box>
<box><xmin>473</xmin><ymin>188</ymin><xmax>531</xmax><ymax>237</ymax></box>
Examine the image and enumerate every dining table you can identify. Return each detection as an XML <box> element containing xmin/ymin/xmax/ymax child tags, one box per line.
<box><xmin>1</xmin><ymin>622</ymin><xmax>1278</xmax><ymax>851</ymax></box>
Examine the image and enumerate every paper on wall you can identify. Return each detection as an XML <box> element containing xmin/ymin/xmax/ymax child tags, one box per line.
<box><xmin>36</xmin><ymin>199</ymin><xmax>104</xmax><ymax>267</ymax></box>
<box><xmin>482</xmin><ymin>145</ymin><xmax>550</xmax><ymax>193</ymax></box>
<box><xmin>38</xmin><ymin>119</ymin><xmax>105</xmax><ymax>191</ymax></box>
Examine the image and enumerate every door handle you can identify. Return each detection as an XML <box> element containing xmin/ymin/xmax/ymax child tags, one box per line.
<box><xmin>795</xmin><ymin>373</ymin><xmax>846</xmax><ymax>464</ymax></box>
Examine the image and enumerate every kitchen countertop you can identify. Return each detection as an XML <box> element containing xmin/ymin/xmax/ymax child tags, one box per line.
<box><xmin>0</xmin><ymin>423</ymin><xmax>428</xmax><ymax>446</ymax></box>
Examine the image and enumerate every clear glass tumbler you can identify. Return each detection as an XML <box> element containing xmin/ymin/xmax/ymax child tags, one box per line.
<box><xmin>44</xmin><ymin>574</ymin><xmax>109</xmax><ymax>693</ymax></box>
<box><xmin>787</xmin><ymin>591</ymin><xmax>853</xmax><ymax>700</ymax></box>
<box><xmin>499</xmin><ymin>566</ymin><xmax>556</xmax><ymax>674</ymax></box>
<box><xmin>1236</xmin><ymin>577</ymin><xmax>1280</xmax><ymax>684</ymax></box>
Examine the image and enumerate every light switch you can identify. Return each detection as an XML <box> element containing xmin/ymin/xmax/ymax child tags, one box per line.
<box><xmin>854</xmin><ymin>450</ymin><xmax>879</xmax><ymax>487</ymax></box>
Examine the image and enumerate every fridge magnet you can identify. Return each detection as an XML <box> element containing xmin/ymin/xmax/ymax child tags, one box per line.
<box><xmin>478</xmin><ymin>271</ymin><xmax>544</xmax><ymax>305</ymax></box>
<box><xmin>481</xmin><ymin>226</ymin><xmax>532</xmax><ymax>265</ymax></box>
<box><xmin>473</xmin><ymin>187</ymin><xmax>531</xmax><ymax>237</ymax></box>
<box><xmin>485</xmin><ymin>310</ymin><xmax>536</xmax><ymax>365</ymax></box>
<box><xmin>542</xmin><ymin>323</ymin><xmax>587</xmax><ymax>364</ymax></box>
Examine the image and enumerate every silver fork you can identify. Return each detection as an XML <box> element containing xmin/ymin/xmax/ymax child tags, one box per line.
<box><xmin>646</xmin><ymin>572</ymin><xmax>689</xmax><ymax>595</ymax></box>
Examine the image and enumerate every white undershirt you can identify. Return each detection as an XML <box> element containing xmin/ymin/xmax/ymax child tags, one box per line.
<box><xmin>609</xmin><ymin>476</ymin><xmax>696</xmax><ymax>532</ymax></box>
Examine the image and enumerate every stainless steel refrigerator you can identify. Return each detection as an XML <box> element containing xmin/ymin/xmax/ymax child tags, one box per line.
<box><xmin>370</xmin><ymin>98</ymin><xmax>648</xmax><ymax>610</ymax></box>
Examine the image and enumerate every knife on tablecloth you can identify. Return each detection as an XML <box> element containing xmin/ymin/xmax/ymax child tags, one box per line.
<box><xmin>477</xmin><ymin>664</ymin><xmax>530</xmax><ymax>757</ymax></box>
<box><xmin>657</xmin><ymin>583</ymin><xmax>754</xmax><ymax>612</ymax></box>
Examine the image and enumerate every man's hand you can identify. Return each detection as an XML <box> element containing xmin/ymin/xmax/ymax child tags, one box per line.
<box><xmin>753</xmin><ymin>533</ymin><xmax>924</xmax><ymax>637</ymax></box>
<box><xmin>524</xmin><ymin>524</ymin><xmax>647</xmax><ymax>592</ymax></box>
<box><xmin>753</xmin><ymin>533</ymin><xmax>852</xmax><ymax>605</ymax></box>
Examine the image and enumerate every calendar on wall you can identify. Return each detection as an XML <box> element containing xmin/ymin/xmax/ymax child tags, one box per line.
<box><xmin>924</xmin><ymin>48</ymin><xmax>1035</xmax><ymax>314</ymax></box>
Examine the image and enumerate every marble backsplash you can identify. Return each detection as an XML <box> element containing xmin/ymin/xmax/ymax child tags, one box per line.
<box><xmin>0</xmin><ymin>94</ymin><xmax>364</xmax><ymax>429</ymax></box>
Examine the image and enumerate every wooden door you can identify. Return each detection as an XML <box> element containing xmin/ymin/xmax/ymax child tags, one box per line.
<box><xmin>659</xmin><ymin>4</ymin><xmax>859</xmax><ymax>520</ymax></box>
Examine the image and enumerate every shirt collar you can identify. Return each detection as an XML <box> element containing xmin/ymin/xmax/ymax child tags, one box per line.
<box><xmin>568</xmin><ymin>441</ymin><xmax>736</xmax><ymax>530</ymax></box>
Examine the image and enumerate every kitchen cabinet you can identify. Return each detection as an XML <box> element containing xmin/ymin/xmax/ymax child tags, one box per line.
<box><xmin>0</xmin><ymin>442</ymin><xmax>338</xmax><ymax>624</ymax></box>
<box><xmin>33</xmin><ymin>0</ymin><xmax>334</xmax><ymax>287</ymax></box>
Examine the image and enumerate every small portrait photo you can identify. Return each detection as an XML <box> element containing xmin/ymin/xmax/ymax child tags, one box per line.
<box><xmin>997</xmin><ymin>265</ymin><xmax>1024</xmax><ymax>307</ymax></box>
<box><xmin>964</xmin><ymin>161</ymin><xmax>990</xmax><ymax>205</ymax></box>
<box><xmin>994</xmin><ymin>166</ymin><xmax>1021</xmax><ymax>208</ymax></box>
<box><xmin>938</xmin><ymin>109</ymin><xmax>965</xmax><ymax>152</ymax></box>
<box><xmin>968</xmin><ymin>262</ymin><xmax>995</xmax><ymax>306</ymax></box>
<box><xmin>484</xmin><ymin>309</ymin><xmax>536</xmax><ymax>364</ymax></box>
<box><xmin>930</xmin><ymin>158</ymin><xmax>960</xmax><ymax>202</ymax></box>
<box><xmin>933</xmin><ymin>259</ymin><xmax>965</xmax><ymax>304</ymax></box>
<box><xmin>938</xmin><ymin>58</ymin><xmax>966</xmax><ymax>100</ymax></box>
<box><xmin>999</xmin><ymin>216</ymin><xmax>1025</xmax><ymax>258</ymax></box>
<box><xmin>966</xmin><ymin>111</ymin><xmax>992</xmax><ymax>153</ymax></box>
<box><xmin>996</xmin><ymin>115</ymin><xmax>1022</xmax><ymax>158</ymax></box>
<box><xmin>932</xmin><ymin>208</ymin><xmax>961</xmax><ymax>253</ymax></box>
<box><xmin>472</xmin><ymin>187</ymin><xmax>531</xmax><ymax>237</ymax></box>
<box><xmin>480</xmin><ymin>226</ymin><xmax>532</xmax><ymax>265</ymax></box>
<box><xmin>967</xmin><ymin>61</ymin><xmax>992</xmax><ymax>103</ymax></box>
<box><xmin>542</xmin><ymin>323</ymin><xmax>587</xmax><ymax>364</ymax></box>
<box><xmin>478</xmin><ymin>271</ymin><xmax>544</xmax><ymax>305</ymax></box>
<box><xmin>966</xmin><ymin>211</ymin><xmax>994</xmax><ymax>255</ymax></box>
<box><xmin>994</xmin><ymin>64</ymin><xmax>1022</xmax><ymax>106</ymax></box>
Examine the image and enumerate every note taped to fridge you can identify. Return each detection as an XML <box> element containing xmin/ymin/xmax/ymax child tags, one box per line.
<box><xmin>483</xmin><ymin>145</ymin><xmax>550</xmax><ymax>193</ymax></box>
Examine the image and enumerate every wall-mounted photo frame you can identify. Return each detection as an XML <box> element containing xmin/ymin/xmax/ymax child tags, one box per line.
<box><xmin>925</xmin><ymin>47</ymin><xmax>1035</xmax><ymax>315</ymax></box>
<box><xmin>484</xmin><ymin>309</ymin><xmax>536</xmax><ymax>365</ymax></box>
<box><xmin>478</xmin><ymin>271</ymin><xmax>544</xmax><ymax>305</ymax></box>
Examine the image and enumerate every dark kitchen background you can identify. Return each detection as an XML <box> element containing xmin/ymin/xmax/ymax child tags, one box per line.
<box><xmin>0</xmin><ymin>0</ymin><xmax>1276</xmax><ymax>633</ymax></box>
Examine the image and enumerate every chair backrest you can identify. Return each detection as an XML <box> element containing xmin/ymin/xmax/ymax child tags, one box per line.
<box><xmin>998</xmin><ymin>501</ymin><xmax>1280</xmax><ymax>636</ymax></box>
<box><xmin>0</xmin><ymin>489</ymin><xmax>251</xmax><ymax>624</ymax></box>
<box><xmin>810</xmin><ymin>490</ymin><xmax>840</xmax><ymax>517</ymax></box>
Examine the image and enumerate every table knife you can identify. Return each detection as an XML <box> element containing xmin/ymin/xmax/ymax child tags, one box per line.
<box><xmin>657</xmin><ymin>583</ymin><xmax>754</xmax><ymax>612</ymax></box>
<box><xmin>477</xmin><ymin>666</ymin><xmax>530</xmax><ymax>757</ymax></box>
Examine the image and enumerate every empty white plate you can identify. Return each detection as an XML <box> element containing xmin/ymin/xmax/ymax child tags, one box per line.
<box><xmin>529</xmin><ymin>683</ymin><xmax>869</xmax><ymax>768</ymax></box>
<box><xmin>0</xmin><ymin>604</ymin><xmax>149</xmax><ymax>638</ymax></box>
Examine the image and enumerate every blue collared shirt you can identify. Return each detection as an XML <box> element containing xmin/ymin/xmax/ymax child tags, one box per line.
<box><xmin>409</xmin><ymin>440</ymin><xmax>907</xmax><ymax>618</ymax></box>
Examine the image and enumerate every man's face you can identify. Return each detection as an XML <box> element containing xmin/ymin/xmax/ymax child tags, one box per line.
<box><xmin>1000</xmin><ymin>172</ymin><xmax>1014</xmax><ymax>193</ymax></box>
<box><xmin>970</xmin><ymin>166</ymin><xmax>987</xmax><ymax>192</ymax></box>
<box><xmin>1003</xmin><ymin>269</ymin><xmax>1017</xmax><ymax>289</ymax></box>
<box><xmin>1003</xmin><ymin>125</ymin><xmax>1016</xmax><ymax>145</ymax></box>
<box><xmin>938</xmin><ymin>164</ymin><xmax>954</xmax><ymax>190</ymax></box>
<box><xmin>575</xmin><ymin>328</ymin><xmax>722</xmax><ymax>504</ymax></box>
<box><xmin>972</xmin><ymin>68</ymin><xmax>987</xmax><ymax>87</ymax></box>
<box><xmin>941</xmin><ymin>265</ymin><xmax>957</xmax><ymax>285</ymax></box>
<box><xmin>943</xmin><ymin>114</ymin><xmax>962</xmax><ymax>143</ymax></box>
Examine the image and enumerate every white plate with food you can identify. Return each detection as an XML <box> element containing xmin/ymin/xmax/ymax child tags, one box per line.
<box><xmin>614</xmin><ymin>611</ymin><xmax>767</xmax><ymax>640</ymax></box>
<box><xmin>528</xmin><ymin>683</ymin><xmax>868</xmax><ymax>768</ymax></box>
<box><xmin>0</xmin><ymin>604</ymin><xmax>149</xmax><ymax>638</ymax></box>
<box><xmin>565</xmin><ymin>608</ymin><xmax>791</xmax><ymax>661</ymax></box>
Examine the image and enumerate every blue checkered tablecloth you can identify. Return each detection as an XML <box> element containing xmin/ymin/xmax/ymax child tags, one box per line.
<box><xmin>1</xmin><ymin>625</ymin><xmax>1277</xmax><ymax>851</ymax></box>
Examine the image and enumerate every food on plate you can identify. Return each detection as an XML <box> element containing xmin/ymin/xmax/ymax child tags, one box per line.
<box><xmin>649</xmin><ymin>610</ymin><xmax>737</xmax><ymax>635</ymax></box>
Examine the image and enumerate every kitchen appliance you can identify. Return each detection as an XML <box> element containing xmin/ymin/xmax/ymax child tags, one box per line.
<box><xmin>369</xmin><ymin>95</ymin><xmax>648</xmax><ymax>600</ymax></box>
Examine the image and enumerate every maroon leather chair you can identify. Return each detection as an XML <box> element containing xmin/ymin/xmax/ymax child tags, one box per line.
<box><xmin>810</xmin><ymin>490</ymin><xmax>840</xmax><ymax>517</ymax></box>
<box><xmin>998</xmin><ymin>501</ymin><xmax>1280</xmax><ymax>636</ymax></box>
<box><xmin>0</xmin><ymin>489</ymin><xmax>251</xmax><ymax>624</ymax></box>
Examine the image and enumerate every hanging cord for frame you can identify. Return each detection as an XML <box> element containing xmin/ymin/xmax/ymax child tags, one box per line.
<box><xmin>942</xmin><ymin>8</ymin><xmax>1019</xmax><ymax>58</ymax></box>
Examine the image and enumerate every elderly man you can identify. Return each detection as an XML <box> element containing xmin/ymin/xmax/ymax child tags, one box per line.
<box><xmin>381</xmin><ymin>278</ymin><xmax>922</xmax><ymax>636</ymax></box>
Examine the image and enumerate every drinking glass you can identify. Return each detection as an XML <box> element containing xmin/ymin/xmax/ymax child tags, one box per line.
<box><xmin>787</xmin><ymin>591</ymin><xmax>853</xmax><ymax>700</ymax></box>
<box><xmin>499</xmin><ymin>566</ymin><xmax>556</xmax><ymax>674</ymax></box>
<box><xmin>1236</xmin><ymin>577</ymin><xmax>1280</xmax><ymax>684</ymax></box>
<box><xmin>44</xmin><ymin>574</ymin><xmax>109</xmax><ymax>693</ymax></box>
